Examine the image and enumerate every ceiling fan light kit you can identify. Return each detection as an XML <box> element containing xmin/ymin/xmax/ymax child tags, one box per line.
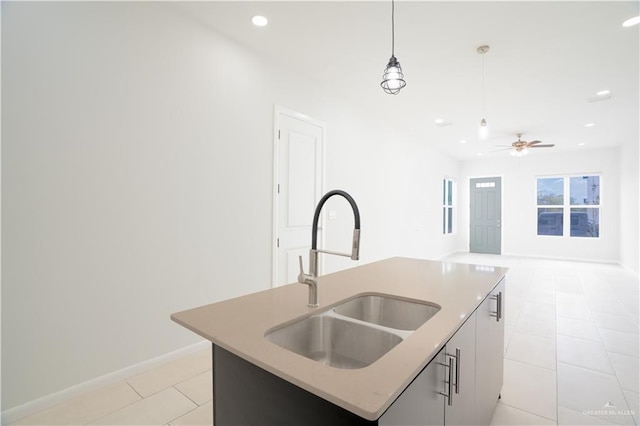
<box><xmin>381</xmin><ymin>0</ymin><xmax>406</xmax><ymax>95</ymax></box>
<box><xmin>500</xmin><ymin>133</ymin><xmax>556</xmax><ymax>156</ymax></box>
<box><xmin>510</xmin><ymin>148</ymin><xmax>529</xmax><ymax>157</ymax></box>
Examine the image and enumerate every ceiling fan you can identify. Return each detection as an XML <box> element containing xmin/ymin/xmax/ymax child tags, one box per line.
<box><xmin>496</xmin><ymin>134</ymin><xmax>555</xmax><ymax>156</ymax></box>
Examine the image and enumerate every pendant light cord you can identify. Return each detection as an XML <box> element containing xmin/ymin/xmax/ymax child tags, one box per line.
<box><xmin>391</xmin><ymin>0</ymin><xmax>395</xmax><ymax>56</ymax></box>
<box><xmin>481</xmin><ymin>51</ymin><xmax>485</xmax><ymax>114</ymax></box>
<box><xmin>381</xmin><ymin>0</ymin><xmax>405</xmax><ymax>94</ymax></box>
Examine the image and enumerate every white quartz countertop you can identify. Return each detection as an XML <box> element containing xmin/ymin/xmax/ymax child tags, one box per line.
<box><xmin>171</xmin><ymin>257</ymin><xmax>507</xmax><ymax>420</ymax></box>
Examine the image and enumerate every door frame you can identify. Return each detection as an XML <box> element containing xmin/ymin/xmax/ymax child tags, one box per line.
<box><xmin>272</xmin><ymin>105</ymin><xmax>326</xmax><ymax>288</ymax></box>
<box><xmin>467</xmin><ymin>175</ymin><xmax>504</xmax><ymax>254</ymax></box>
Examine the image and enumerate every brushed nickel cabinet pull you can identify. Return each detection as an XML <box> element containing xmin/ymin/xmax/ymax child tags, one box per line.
<box><xmin>455</xmin><ymin>348</ymin><xmax>461</xmax><ymax>394</ymax></box>
<box><xmin>447</xmin><ymin>355</ymin><xmax>454</xmax><ymax>406</ymax></box>
<box><xmin>491</xmin><ymin>292</ymin><xmax>502</xmax><ymax>322</ymax></box>
<box><xmin>439</xmin><ymin>355</ymin><xmax>455</xmax><ymax>406</ymax></box>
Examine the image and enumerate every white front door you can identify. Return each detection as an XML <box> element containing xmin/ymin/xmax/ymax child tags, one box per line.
<box><xmin>273</xmin><ymin>108</ymin><xmax>324</xmax><ymax>287</ymax></box>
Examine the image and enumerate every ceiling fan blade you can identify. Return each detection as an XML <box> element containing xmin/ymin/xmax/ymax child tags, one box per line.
<box><xmin>490</xmin><ymin>148</ymin><xmax>513</xmax><ymax>152</ymax></box>
<box><xmin>530</xmin><ymin>144</ymin><xmax>555</xmax><ymax>148</ymax></box>
<box><xmin>527</xmin><ymin>140</ymin><xmax>543</xmax><ymax>145</ymax></box>
<box><xmin>494</xmin><ymin>145</ymin><xmax>513</xmax><ymax>147</ymax></box>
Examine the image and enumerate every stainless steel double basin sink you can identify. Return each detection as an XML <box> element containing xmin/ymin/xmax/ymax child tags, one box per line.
<box><xmin>265</xmin><ymin>294</ymin><xmax>441</xmax><ymax>369</ymax></box>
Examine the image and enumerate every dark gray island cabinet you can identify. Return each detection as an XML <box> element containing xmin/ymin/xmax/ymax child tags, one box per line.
<box><xmin>212</xmin><ymin>278</ymin><xmax>505</xmax><ymax>426</ymax></box>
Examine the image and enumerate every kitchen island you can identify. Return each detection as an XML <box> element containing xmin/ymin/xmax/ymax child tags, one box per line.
<box><xmin>171</xmin><ymin>257</ymin><xmax>507</xmax><ymax>425</ymax></box>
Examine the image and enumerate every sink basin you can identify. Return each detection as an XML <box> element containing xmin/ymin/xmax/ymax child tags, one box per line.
<box><xmin>265</xmin><ymin>315</ymin><xmax>402</xmax><ymax>369</ymax></box>
<box><xmin>334</xmin><ymin>294</ymin><xmax>441</xmax><ymax>331</ymax></box>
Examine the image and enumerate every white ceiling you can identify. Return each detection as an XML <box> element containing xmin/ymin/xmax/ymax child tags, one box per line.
<box><xmin>172</xmin><ymin>1</ymin><xmax>639</xmax><ymax>160</ymax></box>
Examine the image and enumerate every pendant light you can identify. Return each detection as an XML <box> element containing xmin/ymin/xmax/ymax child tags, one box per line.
<box><xmin>477</xmin><ymin>45</ymin><xmax>490</xmax><ymax>140</ymax></box>
<box><xmin>381</xmin><ymin>0</ymin><xmax>406</xmax><ymax>94</ymax></box>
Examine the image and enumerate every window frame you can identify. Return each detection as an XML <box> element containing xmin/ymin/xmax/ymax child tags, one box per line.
<box><xmin>535</xmin><ymin>174</ymin><xmax>602</xmax><ymax>239</ymax></box>
<box><xmin>568</xmin><ymin>175</ymin><xmax>600</xmax><ymax>238</ymax></box>
<box><xmin>442</xmin><ymin>177</ymin><xmax>456</xmax><ymax>235</ymax></box>
<box><xmin>536</xmin><ymin>175</ymin><xmax>565</xmax><ymax>237</ymax></box>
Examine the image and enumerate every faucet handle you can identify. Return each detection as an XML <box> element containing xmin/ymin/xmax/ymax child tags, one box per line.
<box><xmin>297</xmin><ymin>255</ymin><xmax>306</xmax><ymax>283</ymax></box>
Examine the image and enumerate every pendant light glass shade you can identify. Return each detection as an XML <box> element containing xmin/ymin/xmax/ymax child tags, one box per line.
<box><xmin>479</xmin><ymin>118</ymin><xmax>488</xmax><ymax>140</ymax></box>
<box><xmin>381</xmin><ymin>0</ymin><xmax>405</xmax><ymax>94</ymax></box>
<box><xmin>381</xmin><ymin>55</ymin><xmax>406</xmax><ymax>95</ymax></box>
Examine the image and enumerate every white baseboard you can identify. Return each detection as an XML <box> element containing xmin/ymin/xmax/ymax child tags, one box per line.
<box><xmin>501</xmin><ymin>251</ymin><xmax>620</xmax><ymax>266</ymax></box>
<box><xmin>1</xmin><ymin>340</ymin><xmax>210</xmax><ymax>425</ymax></box>
<box><xmin>438</xmin><ymin>250</ymin><xmax>624</xmax><ymax>268</ymax></box>
<box><xmin>618</xmin><ymin>261</ymin><xmax>640</xmax><ymax>278</ymax></box>
<box><xmin>432</xmin><ymin>250</ymin><xmax>465</xmax><ymax>261</ymax></box>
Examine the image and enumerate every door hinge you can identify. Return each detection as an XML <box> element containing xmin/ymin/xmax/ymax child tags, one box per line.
<box><xmin>277</xmin><ymin>183</ymin><xmax>280</xmax><ymax>194</ymax></box>
<box><xmin>277</xmin><ymin>238</ymin><xmax>280</xmax><ymax>248</ymax></box>
<box><xmin>278</xmin><ymin>130</ymin><xmax>281</xmax><ymax>139</ymax></box>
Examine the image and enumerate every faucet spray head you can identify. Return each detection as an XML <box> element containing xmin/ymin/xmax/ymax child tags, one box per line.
<box><xmin>351</xmin><ymin>229</ymin><xmax>361</xmax><ymax>261</ymax></box>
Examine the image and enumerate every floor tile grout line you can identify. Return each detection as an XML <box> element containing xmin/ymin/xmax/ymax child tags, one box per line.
<box><xmin>126</xmin><ymin>380</ymin><xmax>145</xmax><ymax>400</ymax></box>
<box><xmin>558</xmin><ymin>328</ymin><xmax>639</xmax><ymax>360</ymax></box>
<box><xmin>593</xmin><ymin>305</ymin><xmax>639</xmax><ymax>416</ymax></box>
<box><xmin>82</xmin><ymin>385</ymin><xmax>145</xmax><ymax>426</ymax></box>
<box><xmin>498</xmin><ymin>400</ymin><xmax>558</xmax><ymax>423</ymax></box>
<box><xmin>172</xmin><ymin>386</ymin><xmax>201</xmax><ymax>408</ymax></box>
<box><xmin>555</xmin><ymin>330</ymin><xmax>602</xmax><ymax>343</ymax></box>
<box><xmin>172</xmin><ymin>369</ymin><xmax>212</xmax><ymax>390</ymax></box>
<box><xmin>509</xmin><ymin>329</ymin><xmax>557</xmax><ymax>341</ymax></box>
<box><xmin>556</xmin><ymin>331</ymin><xmax>610</xmax><ymax>346</ymax></box>
<box><xmin>164</xmin><ymin>396</ymin><xmax>202</xmax><ymax>426</ymax></box>
<box><xmin>604</xmin><ymin>349</ymin><xmax>640</xmax><ymax>359</ymax></box>
<box><xmin>505</xmin><ymin>357</ymin><xmax>558</xmax><ymax>375</ymax></box>
<box><xmin>72</xmin><ymin>382</ymin><xmax>146</xmax><ymax>426</ymax></box>
<box><xmin>504</xmin><ymin>354</ymin><xmax>556</xmax><ymax>372</ymax></box>
<box><xmin>556</xmin><ymin>294</ymin><xmax>622</xmax><ymax>374</ymax></box>
<box><xmin>556</xmin><ymin>360</ymin><xmax>622</xmax><ymax>381</ymax></box>
<box><xmin>83</xmin><ymin>386</ymin><xmax>197</xmax><ymax>426</ymax></box>
<box><xmin>125</xmin><ymin>366</ymin><xmax>212</xmax><ymax>401</ymax></box>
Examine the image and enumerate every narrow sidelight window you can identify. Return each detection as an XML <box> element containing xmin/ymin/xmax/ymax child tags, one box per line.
<box><xmin>443</xmin><ymin>178</ymin><xmax>455</xmax><ymax>234</ymax></box>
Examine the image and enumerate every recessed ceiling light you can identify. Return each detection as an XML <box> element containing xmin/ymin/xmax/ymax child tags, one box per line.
<box><xmin>578</xmin><ymin>142</ymin><xmax>586</xmax><ymax>146</ymax></box>
<box><xmin>585</xmin><ymin>123</ymin><xmax>595</xmax><ymax>127</ymax></box>
<box><xmin>587</xmin><ymin>90</ymin><xmax>612</xmax><ymax>102</ymax></box>
<box><xmin>251</xmin><ymin>15</ymin><xmax>268</xmax><ymax>27</ymax></box>
<box><xmin>459</xmin><ymin>139</ymin><xmax>467</xmax><ymax>144</ymax></box>
<box><xmin>476</xmin><ymin>152</ymin><xmax>483</xmax><ymax>157</ymax></box>
<box><xmin>623</xmin><ymin>16</ymin><xmax>640</xmax><ymax>27</ymax></box>
<box><xmin>434</xmin><ymin>118</ymin><xmax>452</xmax><ymax>127</ymax></box>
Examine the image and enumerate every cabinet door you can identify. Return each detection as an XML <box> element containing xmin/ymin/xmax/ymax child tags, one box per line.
<box><xmin>379</xmin><ymin>348</ymin><xmax>446</xmax><ymax>426</ymax></box>
<box><xmin>444</xmin><ymin>313</ymin><xmax>477</xmax><ymax>426</ymax></box>
<box><xmin>474</xmin><ymin>278</ymin><xmax>506</xmax><ymax>425</ymax></box>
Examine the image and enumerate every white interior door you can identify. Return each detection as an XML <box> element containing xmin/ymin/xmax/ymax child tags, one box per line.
<box><xmin>273</xmin><ymin>108</ymin><xmax>324</xmax><ymax>287</ymax></box>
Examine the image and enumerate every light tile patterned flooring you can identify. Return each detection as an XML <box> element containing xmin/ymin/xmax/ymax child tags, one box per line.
<box><xmin>11</xmin><ymin>253</ymin><xmax>640</xmax><ymax>425</ymax></box>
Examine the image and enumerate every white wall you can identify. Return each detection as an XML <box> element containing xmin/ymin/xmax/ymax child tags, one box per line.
<box><xmin>1</xmin><ymin>2</ymin><xmax>459</xmax><ymax>410</ymax></box>
<box><xmin>459</xmin><ymin>147</ymin><xmax>622</xmax><ymax>263</ymax></box>
<box><xmin>319</xmin><ymin>118</ymin><xmax>460</xmax><ymax>274</ymax></box>
<box><xmin>1</xmin><ymin>3</ymin><xmax>3</xmax><ymax>414</ymax></box>
<box><xmin>619</xmin><ymin>141</ymin><xmax>639</xmax><ymax>275</ymax></box>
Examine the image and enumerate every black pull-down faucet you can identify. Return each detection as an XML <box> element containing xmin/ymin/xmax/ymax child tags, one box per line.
<box><xmin>298</xmin><ymin>190</ymin><xmax>361</xmax><ymax>307</ymax></box>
